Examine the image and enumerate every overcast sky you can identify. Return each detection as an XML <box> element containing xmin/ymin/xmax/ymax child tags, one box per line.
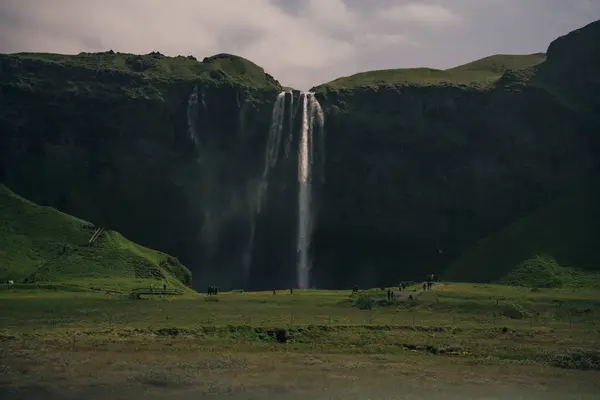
<box><xmin>1</xmin><ymin>1</ymin><xmax>599</xmax><ymax>89</ymax></box>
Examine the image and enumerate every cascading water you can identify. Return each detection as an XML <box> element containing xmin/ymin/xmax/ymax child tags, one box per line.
<box><xmin>256</xmin><ymin>91</ymin><xmax>287</xmax><ymax>214</ymax></box>
<box><xmin>252</xmin><ymin>91</ymin><xmax>324</xmax><ymax>290</ymax></box>
<box><xmin>187</xmin><ymin>85</ymin><xmax>200</xmax><ymax>148</ymax></box>
<box><xmin>284</xmin><ymin>93</ymin><xmax>297</xmax><ymax>158</ymax></box>
<box><xmin>244</xmin><ymin>91</ymin><xmax>287</xmax><ymax>286</ymax></box>
<box><xmin>296</xmin><ymin>92</ymin><xmax>324</xmax><ymax>289</ymax></box>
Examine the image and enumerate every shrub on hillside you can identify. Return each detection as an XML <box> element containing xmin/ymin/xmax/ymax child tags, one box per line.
<box><xmin>354</xmin><ymin>293</ymin><xmax>375</xmax><ymax>310</ymax></box>
<box><xmin>502</xmin><ymin>255</ymin><xmax>569</xmax><ymax>288</ymax></box>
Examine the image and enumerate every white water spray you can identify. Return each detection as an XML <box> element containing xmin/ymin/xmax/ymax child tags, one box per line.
<box><xmin>257</xmin><ymin>91</ymin><xmax>286</xmax><ymax>214</ymax></box>
<box><xmin>187</xmin><ymin>85</ymin><xmax>200</xmax><ymax>148</ymax></box>
<box><xmin>297</xmin><ymin>92</ymin><xmax>324</xmax><ymax>289</ymax></box>
<box><xmin>284</xmin><ymin>93</ymin><xmax>295</xmax><ymax>158</ymax></box>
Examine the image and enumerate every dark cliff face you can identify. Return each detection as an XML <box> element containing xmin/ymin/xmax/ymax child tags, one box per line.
<box><xmin>1</xmin><ymin>21</ymin><xmax>599</xmax><ymax>290</ymax></box>
<box><xmin>312</xmin><ymin>83</ymin><xmax>596</xmax><ymax>287</ymax></box>
<box><xmin>310</xmin><ymin>21</ymin><xmax>600</xmax><ymax>287</ymax></box>
<box><xmin>0</xmin><ymin>52</ymin><xmax>282</xmax><ymax>289</ymax></box>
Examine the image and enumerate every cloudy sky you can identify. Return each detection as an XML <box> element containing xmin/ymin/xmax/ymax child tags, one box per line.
<box><xmin>1</xmin><ymin>0</ymin><xmax>599</xmax><ymax>89</ymax></box>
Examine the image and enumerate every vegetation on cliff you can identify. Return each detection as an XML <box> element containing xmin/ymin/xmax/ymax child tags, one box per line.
<box><xmin>3</xmin><ymin>51</ymin><xmax>281</xmax><ymax>91</ymax></box>
<box><xmin>445</xmin><ymin>184</ymin><xmax>600</xmax><ymax>286</ymax></box>
<box><xmin>0</xmin><ymin>185</ymin><xmax>192</xmax><ymax>291</ymax></box>
<box><xmin>314</xmin><ymin>53</ymin><xmax>546</xmax><ymax>90</ymax></box>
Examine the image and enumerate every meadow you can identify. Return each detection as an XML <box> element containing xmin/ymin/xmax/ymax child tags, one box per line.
<box><xmin>1</xmin><ymin>282</ymin><xmax>599</xmax><ymax>398</ymax></box>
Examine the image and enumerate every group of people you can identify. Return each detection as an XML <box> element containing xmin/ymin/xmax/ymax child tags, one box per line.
<box><xmin>422</xmin><ymin>274</ymin><xmax>436</xmax><ymax>291</ymax></box>
<box><xmin>204</xmin><ymin>274</ymin><xmax>437</xmax><ymax>296</ymax></box>
<box><xmin>271</xmin><ymin>288</ymin><xmax>294</xmax><ymax>295</ymax></box>
<box><xmin>386</xmin><ymin>288</ymin><xmax>395</xmax><ymax>300</ymax></box>
<box><xmin>350</xmin><ymin>273</ymin><xmax>437</xmax><ymax>298</ymax></box>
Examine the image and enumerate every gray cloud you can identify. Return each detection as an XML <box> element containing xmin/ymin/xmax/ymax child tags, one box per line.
<box><xmin>0</xmin><ymin>0</ymin><xmax>598</xmax><ymax>90</ymax></box>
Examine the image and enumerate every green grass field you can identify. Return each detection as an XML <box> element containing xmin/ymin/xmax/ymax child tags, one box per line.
<box><xmin>1</xmin><ymin>283</ymin><xmax>599</xmax><ymax>397</ymax></box>
<box><xmin>0</xmin><ymin>184</ymin><xmax>192</xmax><ymax>292</ymax></box>
<box><xmin>315</xmin><ymin>53</ymin><xmax>546</xmax><ymax>90</ymax></box>
<box><xmin>2</xmin><ymin>283</ymin><xmax>599</xmax><ymax>357</ymax></box>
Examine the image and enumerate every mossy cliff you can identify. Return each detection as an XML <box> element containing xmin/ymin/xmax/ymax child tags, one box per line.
<box><xmin>1</xmin><ymin>21</ymin><xmax>599</xmax><ymax>289</ymax></box>
<box><xmin>0</xmin><ymin>52</ymin><xmax>282</xmax><ymax>288</ymax></box>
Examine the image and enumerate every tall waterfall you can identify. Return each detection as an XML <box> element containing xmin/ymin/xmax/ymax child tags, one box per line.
<box><xmin>297</xmin><ymin>92</ymin><xmax>323</xmax><ymax>289</ymax></box>
<box><xmin>253</xmin><ymin>91</ymin><xmax>324</xmax><ymax>290</ymax></box>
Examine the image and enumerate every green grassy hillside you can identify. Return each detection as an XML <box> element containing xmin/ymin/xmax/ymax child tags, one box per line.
<box><xmin>0</xmin><ymin>184</ymin><xmax>192</xmax><ymax>292</ymax></box>
<box><xmin>3</xmin><ymin>50</ymin><xmax>280</xmax><ymax>90</ymax></box>
<box><xmin>445</xmin><ymin>184</ymin><xmax>600</xmax><ymax>287</ymax></box>
<box><xmin>315</xmin><ymin>53</ymin><xmax>546</xmax><ymax>90</ymax></box>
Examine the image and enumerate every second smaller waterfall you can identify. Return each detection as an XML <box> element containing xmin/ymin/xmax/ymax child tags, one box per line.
<box><xmin>187</xmin><ymin>85</ymin><xmax>200</xmax><ymax>148</ymax></box>
<box><xmin>256</xmin><ymin>91</ymin><xmax>287</xmax><ymax>214</ymax></box>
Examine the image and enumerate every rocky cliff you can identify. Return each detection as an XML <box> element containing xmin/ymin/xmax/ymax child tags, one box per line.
<box><xmin>1</xmin><ymin>21</ymin><xmax>599</xmax><ymax>290</ymax></box>
<box><xmin>310</xmin><ymin>20</ymin><xmax>600</xmax><ymax>287</ymax></box>
<box><xmin>0</xmin><ymin>51</ymin><xmax>282</xmax><ymax>288</ymax></box>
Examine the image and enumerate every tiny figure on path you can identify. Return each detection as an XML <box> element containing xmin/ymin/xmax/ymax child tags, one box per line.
<box><xmin>163</xmin><ymin>281</ymin><xmax>167</xmax><ymax>291</ymax></box>
<box><xmin>272</xmin><ymin>288</ymin><xmax>276</xmax><ymax>295</ymax></box>
<box><xmin>290</xmin><ymin>288</ymin><xmax>293</xmax><ymax>295</ymax></box>
<box><xmin>422</xmin><ymin>283</ymin><xmax>427</xmax><ymax>291</ymax></box>
<box><xmin>387</xmin><ymin>289</ymin><xmax>391</xmax><ymax>300</ymax></box>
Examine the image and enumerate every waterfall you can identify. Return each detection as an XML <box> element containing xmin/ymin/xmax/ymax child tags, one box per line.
<box><xmin>297</xmin><ymin>92</ymin><xmax>324</xmax><ymax>289</ymax></box>
<box><xmin>256</xmin><ymin>91</ymin><xmax>287</xmax><ymax>214</ymax></box>
<box><xmin>284</xmin><ymin>93</ymin><xmax>295</xmax><ymax>158</ymax></box>
<box><xmin>251</xmin><ymin>90</ymin><xmax>324</xmax><ymax>290</ymax></box>
<box><xmin>187</xmin><ymin>85</ymin><xmax>200</xmax><ymax>148</ymax></box>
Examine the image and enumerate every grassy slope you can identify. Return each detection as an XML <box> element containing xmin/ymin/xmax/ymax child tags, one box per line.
<box><xmin>445</xmin><ymin>184</ymin><xmax>600</xmax><ymax>285</ymax></box>
<box><xmin>315</xmin><ymin>53</ymin><xmax>546</xmax><ymax>90</ymax></box>
<box><xmin>0</xmin><ymin>184</ymin><xmax>192</xmax><ymax>292</ymax></box>
<box><xmin>3</xmin><ymin>51</ymin><xmax>281</xmax><ymax>90</ymax></box>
